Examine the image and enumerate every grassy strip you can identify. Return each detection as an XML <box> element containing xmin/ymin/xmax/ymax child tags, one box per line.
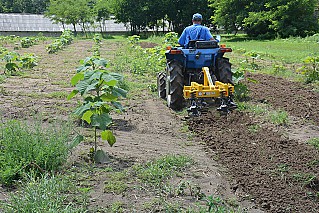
<box><xmin>1</xmin><ymin>175</ymin><xmax>87</xmax><ymax>212</ymax></box>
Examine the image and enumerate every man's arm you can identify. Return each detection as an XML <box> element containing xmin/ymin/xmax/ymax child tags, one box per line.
<box><xmin>204</xmin><ymin>27</ymin><xmax>215</xmax><ymax>41</ymax></box>
<box><xmin>178</xmin><ymin>29</ymin><xmax>187</xmax><ymax>46</ymax></box>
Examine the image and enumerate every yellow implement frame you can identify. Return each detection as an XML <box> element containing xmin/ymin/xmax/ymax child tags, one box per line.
<box><xmin>183</xmin><ymin>67</ymin><xmax>234</xmax><ymax>99</ymax></box>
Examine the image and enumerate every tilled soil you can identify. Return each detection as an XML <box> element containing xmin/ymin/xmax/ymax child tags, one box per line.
<box><xmin>188</xmin><ymin>73</ymin><xmax>319</xmax><ymax>212</ymax></box>
<box><xmin>245</xmin><ymin>73</ymin><xmax>319</xmax><ymax>125</ymax></box>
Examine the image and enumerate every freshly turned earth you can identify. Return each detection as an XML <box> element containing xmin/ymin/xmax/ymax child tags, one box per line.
<box><xmin>188</xmin><ymin>73</ymin><xmax>319</xmax><ymax>212</ymax></box>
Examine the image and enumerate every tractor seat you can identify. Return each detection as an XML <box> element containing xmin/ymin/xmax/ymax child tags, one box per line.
<box><xmin>188</xmin><ymin>40</ymin><xmax>219</xmax><ymax>49</ymax></box>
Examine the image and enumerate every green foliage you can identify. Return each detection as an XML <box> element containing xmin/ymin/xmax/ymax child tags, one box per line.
<box><xmin>1</xmin><ymin>51</ymin><xmax>38</xmax><ymax>75</ymax></box>
<box><xmin>204</xmin><ymin>195</ymin><xmax>238</xmax><ymax>213</ymax></box>
<box><xmin>212</xmin><ymin>0</ymin><xmax>319</xmax><ymax>38</ymax></box>
<box><xmin>2</xmin><ymin>51</ymin><xmax>20</xmax><ymax>75</ymax></box>
<box><xmin>133</xmin><ymin>155</ymin><xmax>193</xmax><ymax>187</ymax></box>
<box><xmin>232</xmin><ymin>67</ymin><xmax>249</xmax><ymax>101</ymax></box>
<box><xmin>68</xmin><ymin>53</ymin><xmax>126</xmax><ymax>159</ymax></box>
<box><xmin>0</xmin><ymin>0</ymin><xmax>49</xmax><ymax>14</ymax></box>
<box><xmin>1</xmin><ymin>175</ymin><xmax>87</xmax><ymax>212</ymax></box>
<box><xmin>299</xmin><ymin>55</ymin><xmax>319</xmax><ymax>83</ymax></box>
<box><xmin>0</xmin><ymin>120</ymin><xmax>73</xmax><ymax>186</ymax></box>
<box><xmin>308</xmin><ymin>138</ymin><xmax>319</xmax><ymax>149</ymax></box>
<box><xmin>46</xmin><ymin>30</ymin><xmax>74</xmax><ymax>54</ymax></box>
<box><xmin>92</xmin><ymin>33</ymin><xmax>102</xmax><ymax>57</ymax></box>
<box><xmin>20</xmin><ymin>53</ymin><xmax>38</xmax><ymax>69</ymax></box>
<box><xmin>111</xmin><ymin>0</ymin><xmax>213</xmax><ymax>33</ymax></box>
<box><xmin>46</xmin><ymin>0</ymin><xmax>97</xmax><ymax>34</ymax></box>
<box><xmin>124</xmin><ymin>32</ymin><xmax>179</xmax><ymax>76</ymax></box>
<box><xmin>268</xmin><ymin>110</ymin><xmax>289</xmax><ymax>125</ymax></box>
<box><xmin>20</xmin><ymin>37</ymin><xmax>38</xmax><ymax>48</ymax></box>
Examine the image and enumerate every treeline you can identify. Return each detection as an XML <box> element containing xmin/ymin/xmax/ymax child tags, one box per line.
<box><xmin>0</xmin><ymin>0</ymin><xmax>49</xmax><ymax>14</ymax></box>
<box><xmin>1</xmin><ymin>0</ymin><xmax>319</xmax><ymax>38</ymax></box>
<box><xmin>212</xmin><ymin>0</ymin><xmax>319</xmax><ymax>38</ymax></box>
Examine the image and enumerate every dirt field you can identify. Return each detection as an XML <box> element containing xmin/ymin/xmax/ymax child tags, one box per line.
<box><xmin>189</xmin><ymin>74</ymin><xmax>319</xmax><ymax>212</ymax></box>
<box><xmin>0</xmin><ymin>39</ymin><xmax>318</xmax><ymax>212</ymax></box>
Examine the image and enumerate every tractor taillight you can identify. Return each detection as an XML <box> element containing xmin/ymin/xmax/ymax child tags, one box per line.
<box><xmin>220</xmin><ymin>48</ymin><xmax>232</xmax><ymax>53</ymax></box>
<box><xmin>170</xmin><ymin>49</ymin><xmax>182</xmax><ymax>54</ymax></box>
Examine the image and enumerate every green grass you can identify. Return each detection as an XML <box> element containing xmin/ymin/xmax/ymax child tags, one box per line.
<box><xmin>248</xmin><ymin>124</ymin><xmax>261</xmax><ymax>133</ymax></box>
<box><xmin>308</xmin><ymin>138</ymin><xmax>319</xmax><ymax>149</ymax></box>
<box><xmin>0</xmin><ymin>175</ymin><xmax>87</xmax><ymax>213</ymax></box>
<box><xmin>45</xmin><ymin>91</ymin><xmax>69</xmax><ymax>99</ymax></box>
<box><xmin>237</xmin><ymin>102</ymin><xmax>268</xmax><ymax>115</ymax></box>
<box><xmin>223</xmin><ymin>34</ymin><xmax>319</xmax><ymax>64</ymax></box>
<box><xmin>133</xmin><ymin>155</ymin><xmax>193</xmax><ymax>187</ymax></box>
<box><xmin>268</xmin><ymin>110</ymin><xmax>289</xmax><ymax>125</ymax></box>
<box><xmin>0</xmin><ymin>119</ymin><xmax>73</xmax><ymax>186</ymax></box>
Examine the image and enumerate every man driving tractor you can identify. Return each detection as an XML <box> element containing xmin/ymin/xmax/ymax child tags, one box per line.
<box><xmin>178</xmin><ymin>13</ymin><xmax>217</xmax><ymax>48</ymax></box>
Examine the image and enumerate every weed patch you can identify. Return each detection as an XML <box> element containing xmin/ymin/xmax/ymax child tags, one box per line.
<box><xmin>308</xmin><ymin>138</ymin><xmax>319</xmax><ymax>149</ymax></box>
<box><xmin>0</xmin><ymin>175</ymin><xmax>87</xmax><ymax>212</ymax></box>
<box><xmin>0</xmin><ymin>119</ymin><xmax>74</xmax><ymax>186</ymax></box>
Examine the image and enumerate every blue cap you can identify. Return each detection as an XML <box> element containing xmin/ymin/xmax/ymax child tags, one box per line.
<box><xmin>192</xmin><ymin>13</ymin><xmax>202</xmax><ymax>20</ymax></box>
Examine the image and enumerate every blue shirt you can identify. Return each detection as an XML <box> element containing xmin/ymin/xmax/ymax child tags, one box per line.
<box><xmin>178</xmin><ymin>24</ymin><xmax>213</xmax><ymax>47</ymax></box>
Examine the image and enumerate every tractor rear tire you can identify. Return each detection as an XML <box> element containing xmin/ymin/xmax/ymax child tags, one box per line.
<box><xmin>157</xmin><ymin>72</ymin><xmax>166</xmax><ymax>99</ymax></box>
<box><xmin>166</xmin><ymin>60</ymin><xmax>184</xmax><ymax>110</ymax></box>
<box><xmin>217</xmin><ymin>57</ymin><xmax>234</xmax><ymax>85</ymax></box>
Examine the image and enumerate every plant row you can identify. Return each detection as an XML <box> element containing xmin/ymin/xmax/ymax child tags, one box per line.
<box><xmin>0</xmin><ymin>47</ymin><xmax>38</xmax><ymax>76</ymax></box>
<box><xmin>46</xmin><ymin>30</ymin><xmax>74</xmax><ymax>54</ymax></box>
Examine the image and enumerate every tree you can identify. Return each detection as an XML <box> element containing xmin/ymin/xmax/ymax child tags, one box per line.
<box><xmin>111</xmin><ymin>0</ymin><xmax>148</xmax><ymax>33</ymax></box>
<box><xmin>212</xmin><ymin>0</ymin><xmax>319</xmax><ymax>38</ymax></box>
<box><xmin>93</xmin><ymin>0</ymin><xmax>111</xmax><ymax>33</ymax></box>
<box><xmin>46</xmin><ymin>0</ymin><xmax>94</xmax><ymax>35</ymax></box>
<box><xmin>244</xmin><ymin>0</ymin><xmax>319</xmax><ymax>38</ymax></box>
<box><xmin>111</xmin><ymin>0</ymin><xmax>213</xmax><ymax>34</ymax></box>
<box><xmin>0</xmin><ymin>0</ymin><xmax>49</xmax><ymax>14</ymax></box>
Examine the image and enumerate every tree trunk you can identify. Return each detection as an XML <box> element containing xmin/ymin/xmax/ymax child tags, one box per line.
<box><xmin>72</xmin><ymin>23</ymin><xmax>77</xmax><ymax>36</ymax></box>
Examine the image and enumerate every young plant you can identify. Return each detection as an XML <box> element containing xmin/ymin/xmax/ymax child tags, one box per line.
<box><xmin>20</xmin><ymin>37</ymin><xmax>38</xmax><ymax>48</ymax></box>
<box><xmin>68</xmin><ymin>57</ymin><xmax>127</xmax><ymax>162</ymax></box>
<box><xmin>20</xmin><ymin>53</ymin><xmax>38</xmax><ymax>69</ymax></box>
<box><xmin>46</xmin><ymin>30</ymin><xmax>74</xmax><ymax>54</ymax></box>
<box><xmin>2</xmin><ymin>51</ymin><xmax>20</xmax><ymax>75</ymax></box>
<box><xmin>299</xmin><ymin>55</ymin><xmax>319</xmax><ymax>83</ymax></box>
<box><xmin>92</xmin><ymin>33</ymin><xmax>102</xmax><ymax>57</ymax></box>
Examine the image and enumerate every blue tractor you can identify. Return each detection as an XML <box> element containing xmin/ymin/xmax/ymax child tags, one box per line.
<box><xmin>157</xmin><ymin>40</ymin><xmax>235</xmax><ymax>113</ymax></box>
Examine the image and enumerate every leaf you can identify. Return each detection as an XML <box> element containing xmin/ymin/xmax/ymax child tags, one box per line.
<box><xmin>94</xmin><ymin>149</ymin><xmax>110</xmax><ymax>163</ymax></box>
<box><xmin>88</xmin><ymin>71</ymin><xmax>103</xmax><ymax>81</ymax></box>
<box><xmin>68</xmin><ymin>134</ymin><xmax>84</xmax><ymax>149</ymax></box>
<box><xmin>93</xmin><ymin>58</ymin><xmax>108</xmax><ymax>68</ymax></box>
<box><xmin>71</xmin><ymin>72</ymin><xmax>84</xmax><ymax>86</ymax></box>
<box><xmin>101</xmin><ymin>130</ymin><xmax>116</xmax><ymax>147</ymax></box>
<box><xmin>100</xmin><ymin>93</ymin><xmax>118</xmax><ymax>102</ymax></box>
<box><xmin>67</xmin><ymin>90</ymin><xmax>79</xmax><ymax>100</ymax></box>
<box><xmin>84</xmin><ymin>80</ymin><xmax>99</xmax><ymax>94</ymax></box>
<box><xmin>102</xmin><ymin>74</ymin><xmax>117</xmax><ymax>86</ymax></box>
<box><xmin>82</xmin><ymin>110</ymin><xmax>94</xmax><ymax>124</ymax></box>
<box><xmin>112</xmin><ymin>87</ymin><xmax>127</xmax><ymax>98</ymax></box>
<box><xmin>84</xmin><ymin>70</ymin><xmax>95</xmax><ymax>80</ymax></box>
<box><xmin>76</xmin><ymin>80</ymin><xmax>90</xmax><ymax>95</ymax></box>
<box><xmin>74</xmin><ymin>102</ymin><xmax>91</xmax><ymax>117</ymax></box>
<box><xmin>111</xmin><ymin>101</ymin><xmax>124</xmax><ymax>111</ymax></box>
<box><xmin>91</xmin><ymin>113</ymin><xmax>112</xmax><ymax>130</ymax></box>
<box><xmin>110</xmin><ymin>72</ymin><xmax>124</xmax><ymax>81</ymax></box>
